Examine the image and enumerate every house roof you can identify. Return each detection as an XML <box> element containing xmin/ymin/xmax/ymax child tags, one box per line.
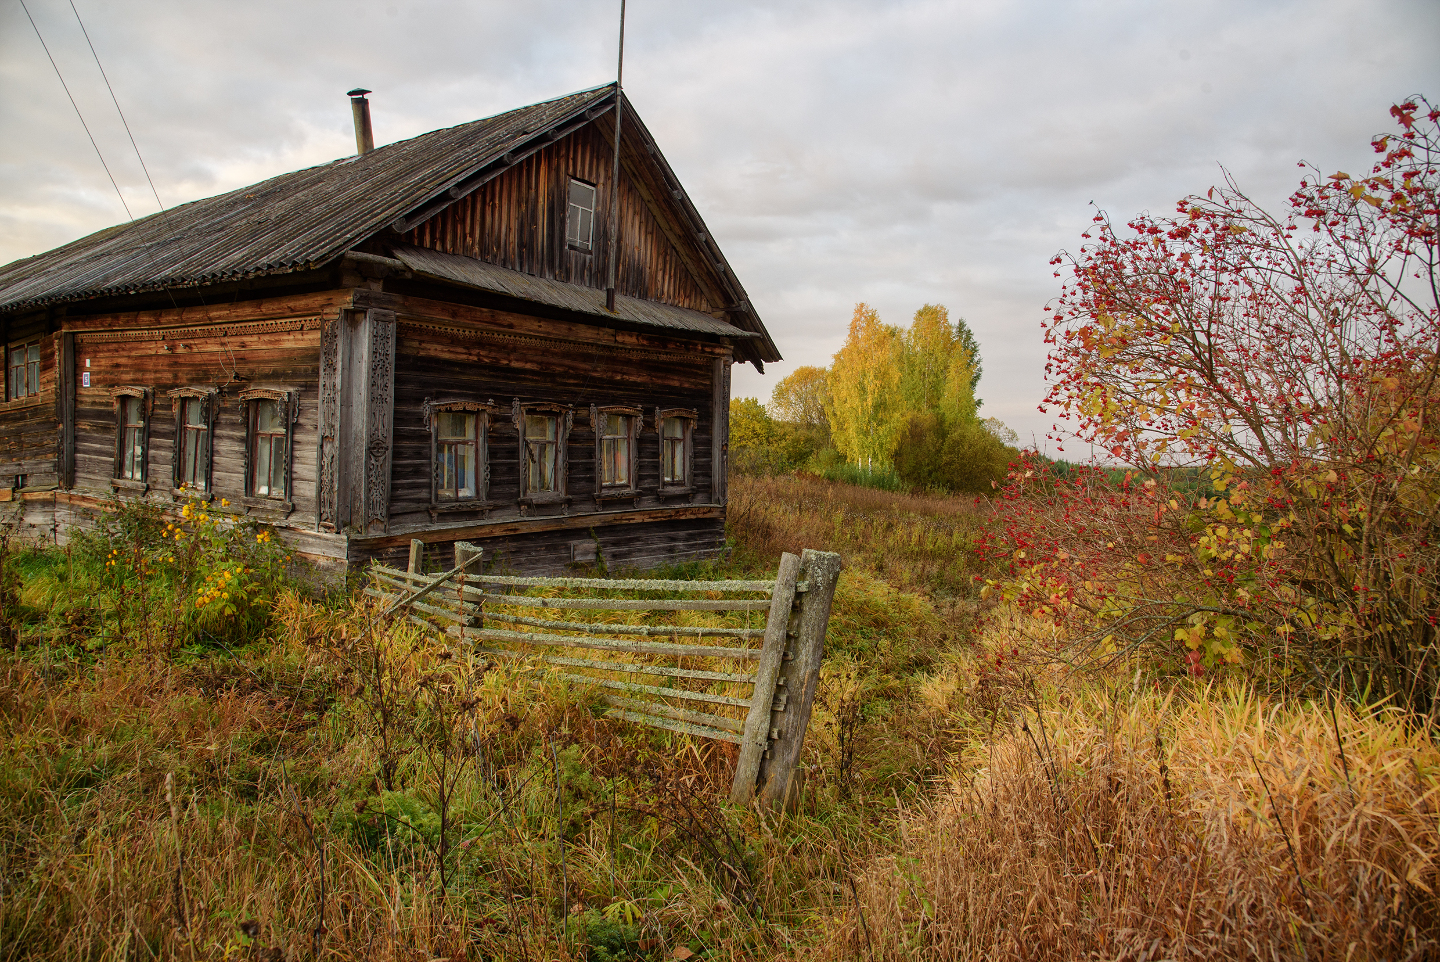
<box><xmin>0</xmin><ymin>84</ymin><xmax>778</xmax><ymax>364</ymax></box>
<box><xmin>391</xmin><ymin>245</ymin><xmax>754</xmax><ymax>340</ymax></box>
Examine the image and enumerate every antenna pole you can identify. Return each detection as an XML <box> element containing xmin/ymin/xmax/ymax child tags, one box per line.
<box><xmin>605</xmin><ymin>0</ymin><xmax>626</xmax><ymax>312</ymax></box>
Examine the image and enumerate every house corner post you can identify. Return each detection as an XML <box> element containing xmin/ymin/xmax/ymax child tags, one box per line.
<box><xmin>57</xmin><ymin>331</ymin><xmax>75</xmax><ymax>490</ymax></box>
<box><xmin>711</xmin><ymin>356</ymin><xmax>730</xmax><ymax>505</ymax></box>
<box><xmin>756</xmin><ymin>548</ymin><xmax>842</xmax><ymax>811</ymax></box>
<box><xmin>730</xmin><ymin>551</ymin><xmax>802</xmax><ymax>805</ymax></box>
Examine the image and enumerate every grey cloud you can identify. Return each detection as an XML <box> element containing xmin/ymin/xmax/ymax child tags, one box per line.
<box><xmin>3</xmin><ymin>0</ymin><xmax>1437</xmax><ymax>451</ymax></box>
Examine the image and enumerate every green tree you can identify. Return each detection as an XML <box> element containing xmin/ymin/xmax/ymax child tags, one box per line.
<box><xmin>729</xmin><ymin>397</ymin><xmax>776</xmax><ymax>450</ymax></box>
<box><xmin>826</xmin><ymin>303</ymin><xmax>902</xmax><ymax>467</ymax></box>
<box><xmin>899</xmin><ymin>304</ymin><xmax>955</xmax><ymax>414</ymax></box>
<box><xmin>769</xmin><ymin>365</ymin><xmax>830</xmax><ymax>441</ymax></box>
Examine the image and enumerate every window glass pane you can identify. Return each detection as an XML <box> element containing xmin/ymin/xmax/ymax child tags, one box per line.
<box><xmin>185</xmin><ymin>398</ymin><xmax>206</xmax><ymax>426</ymax></box>
<box><xmin>568</xmin><ymin>180</ymin><xmax>596</xmax><ymax>250</ymax></box>
<box><xmin>269</xmin><ymin>438</ymin><xmax>286</xmax><ymax>496</ymax></box>
<box><xmin>526</xmin><ymin>413</ymin><xmax>557</xmax><ymax>441</ymax></box>
<box><xmin>602</xmin><ymin>437</ymin><xmax>629</xmax><ymax>486</ymax></box>
<box><xmin>453</xmin><ymin>443</ymin><xmax>475</xmax><ymax>498</ymax></box>
<box><xmin>256</xmin><ymin>399</ymin><xmax>282</xmax><ymax>432</ymax></box>
<box><xmin>438</xmin><ymin>411</ymin><xmax>474</xmax><ymax>440</ymax></box>
<box><xmin>255</xmin><ymin>438</ymin><xmax>272</xmax><ymax>496</ymax></box>
<box><xmin>663</xmin><ymin>417</ymin><xmax>684</xmax><ymax>440</ymax></box>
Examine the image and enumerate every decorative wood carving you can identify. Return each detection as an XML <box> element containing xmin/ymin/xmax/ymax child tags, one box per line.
<box><xmin>364</xmin><ymin>310</ymin><xmax>396</xmax><ymax>532</ymax></box>
<box><xmin>317</xmin><ymin>317</ymin><xmax>340</xmax><ymax>527</ymax></box>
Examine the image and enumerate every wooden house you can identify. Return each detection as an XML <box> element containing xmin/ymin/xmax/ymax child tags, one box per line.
<box><xmin>0</xmin><ymin>84</ymin><xmax>778</xmax><ymax>573</ymax></box>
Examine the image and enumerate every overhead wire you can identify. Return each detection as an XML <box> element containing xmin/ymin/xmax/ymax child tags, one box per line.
<box><xmin>62</xmin><ymin>0</ymin><xmax>188</xmax><ymax>312</ymax></box>
<box><xmin>19</xmin><ymin>0</ymin><xmax>133</xmax><ymax>221</ymax></box>
<box><xmin>68</xmin><ymin>0</ymin><xmax>166</xmax><ymax>214</ymax></box>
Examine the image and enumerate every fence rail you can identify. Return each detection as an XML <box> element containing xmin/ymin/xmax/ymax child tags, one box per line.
<box><xmin>367</xmin><ymin>540</ymin><xmax>842</xmax><ymax>808</ymax></box>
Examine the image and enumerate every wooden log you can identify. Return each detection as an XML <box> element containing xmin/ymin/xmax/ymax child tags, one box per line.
<box><xmin>730</xmin><ymin>551</ymin><xmax>801</xmax><ymax>805</ymax></box>
<box><xmin>757</xmin><ymin>548</ymin><xmax>842</xmax><ymax>811</ymax></box>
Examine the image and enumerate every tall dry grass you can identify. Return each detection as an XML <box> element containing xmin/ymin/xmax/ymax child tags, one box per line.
<box><xmin>727</xmin><ymin>473</ymin><xmax>990</xmax><ymax>599</ymax></box>
<box><xmin>817</xmin><ymin>684</ymin><xmax>1440</xmax><ymax>961</ymax></box>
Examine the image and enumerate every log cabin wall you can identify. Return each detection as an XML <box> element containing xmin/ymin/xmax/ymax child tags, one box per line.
<box><xmin>0</xmin><ymin>311</ymin><xmax>60</xmax><ymax>491</ymax></box>
<box><xmin>56</xmin><ymin>307</ymin><xmax>336</xmax><ymax>559</ymax></box>
<box><xmin>403</xmin><ymin>122</ymin><xmax>726</xmax><ymax>315</ymax></box>
<box><xmin>345</xmin><ymin>290</ymin><xmax>730</xmax><ymax>571</ymax></box>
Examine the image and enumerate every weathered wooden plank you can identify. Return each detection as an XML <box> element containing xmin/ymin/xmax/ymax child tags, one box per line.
<box><xmin>453</xmin><ymin>625</ymin><xmax>760</xmax><ymax>660</ymax></box>
<box><xmin>731</xmin><ymin>550</ymin><xmax>801</xmax><ymax>805</ymax></box>
<box><xmin>362</xmin><ymin>587</ymin><xmax>470</xmax><ymax>624</ymax></box>
<box><xmin>758</xmin><ymin>549</ymin><xmax>843</xmax><ymax>811</ymax></box>
<box><xmin>555</xmin><ymin>673</ymin><xmax>749</xmax><ymax>709</ymax></box>
<box><xmin>444</xmin><ymin>572</ymin><xmax>773</xmax><ymax>593</ymax></box>
<box><xmin>604</xmin><ymin>708</ymin><xmax>742</xmax><ymax>745</ymax></box>
<box><xmin>475</xmin><ymin>593</ymin><xmax>771</xmax><ymax>613</ymax></box>
<box><xmin>601</xmin><ymin>695</ymin><xmax>744</xmax><ymax>734</ymax></box>
<box><xmin>481</xmin><ymin>610</ymin><xmax>766</xmax><ymax>640</ymax></box>
<box><xmin>481</xmin><ymin>648</ymin><xmax>757</xmax><ymax>685</ymax></box>
<box><xmin>354</xmin><ymin>503</ymin><xmax>723</xmax><ymax>551</ymax></box>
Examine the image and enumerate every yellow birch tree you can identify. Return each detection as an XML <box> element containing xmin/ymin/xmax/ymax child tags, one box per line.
<box><xmin>826</xmin><ymin>303</ymin><xmax>902</xmax><ymax>467</ymax></box>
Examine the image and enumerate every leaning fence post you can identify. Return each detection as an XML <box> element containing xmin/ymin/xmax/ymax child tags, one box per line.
<box><xmin>454</xmin><ymin>542</ymin><xmax>482</xmax><ymax>630</ymax></box>
<box><xmin>756</xmin><ymin>548</ymin><xmax>842</xmax><ymax>811</ymax></box>
<box><xmin>730</xmin><ymin>551</ymin><xmax>803</xmax><ymax>805</ymax></box>
<box><xmin>408</xmin><ymin>539</ymin><xmax>425</xmax><ymax>579</ymax></box>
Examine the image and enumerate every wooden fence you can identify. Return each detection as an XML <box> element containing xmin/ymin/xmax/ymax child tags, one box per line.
<box><xmin>366</xmin><ymin>542</ymin><xmax>842</xmax><ymax>809</ymax></box>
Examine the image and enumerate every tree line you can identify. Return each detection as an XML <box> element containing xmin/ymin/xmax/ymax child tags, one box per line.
<box><xmin>731</xmin><ymin>303</ymin><xmax>1019</xmax><ymax>492</ymax></box>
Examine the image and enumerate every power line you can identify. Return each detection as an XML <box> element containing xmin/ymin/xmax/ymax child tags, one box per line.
<box><xmin>19</xmin><ymin>0</ymin><xmax>133</xmax><ymax>221</ymax></box>
<box><xmin>69</xmin><ymin>0</ymin><xmax>166</xmax><ymax>214</ymax></box>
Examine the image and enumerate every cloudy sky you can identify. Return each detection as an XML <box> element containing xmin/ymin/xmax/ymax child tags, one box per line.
<box><xmin>3</xmin><ymin>0</ymin><xmax>1436</xmax><ymax>450</ymax></box>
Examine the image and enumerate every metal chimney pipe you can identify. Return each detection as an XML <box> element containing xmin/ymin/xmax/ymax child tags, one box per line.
<box><xmin>347</xmin><ymin>88</ymin><xmax>375</xmax><ymax>155</ymax></box>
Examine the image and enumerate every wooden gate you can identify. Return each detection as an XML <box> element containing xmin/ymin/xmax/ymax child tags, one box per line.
<box><xmin>367</xmin><ymin>543</ymin><xmax>842</xmax><ymax>809</ymax></box>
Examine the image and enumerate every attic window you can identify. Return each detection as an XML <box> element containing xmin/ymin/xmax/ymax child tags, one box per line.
<box><xmin>567</xmin><ymin>178</ymin><xmax>596</xmax><ymax>252</ymax></box>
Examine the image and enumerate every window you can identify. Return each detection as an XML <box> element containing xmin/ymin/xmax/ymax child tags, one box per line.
<box><xmin>600</xmin><ymin>412</ymin><xmax>633</xmax><ymax>486</ymax></box>
<box><xmin>240</xmin><ymin>389</ymin><xmax>294</xmax><ymax>504</ymax></box>
<box><xmin>656</xmin><ymin>407</ymin><xmax>697</xmax><ymax>491</ymax></box>
<box><xmin>251</xmin><ymin>400</ymin><xmax>287</xmax><ymax>498</ymax></box>
<box><xmin>525</xmin><ymin>413</ymin><xmax>559</xmax><ymax>493</ymax></box>
<box><xmin>111</xmin><ymin>387</ymin><xmax>149</xmax><ymax>484</ymax></box>
<box><xmin>168</xmin><ymin>389</ymin><xmax>216</xmax><ymax>495</ymax></box>
<box><xmin>567</xmin><ymin>178</ymin><xmax>596</xmax><ymax>252</ymax></box>
<box><xmin>515</xmin><ymin>401</ymin><xmax>572</xmax><ymax>502</ymax></box>
<box><xmin>425</xmin><ymin>399</ymin><xmax>493</xmax><ymax>505</ymax></box>
<box><xmin>592</xmin><ymin>404</ymin><xmax>641</xmax><ymax>497</ymax></box>
<box><xmin>8</xmin><ymin>342</ymin><xmax>39</xmax><ymax>400</ymax></box>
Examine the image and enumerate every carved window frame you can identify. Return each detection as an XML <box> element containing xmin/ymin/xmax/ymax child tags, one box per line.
<box><xmin>424</xmin><ymin>398</ymin><xmax>496</xmax><ymax>512</ymax></box>
<box><xmin>110</xmin><ymin>386</ymin><xmax>150</xmax><ymax>492</ymax></box>
<box><xmin>591</xmin><ymin>403</ymin><xmax>642</xmax><ymax>500</ymax></box>
<box><xmin>656</xmin><ymin>407</ymin><xmax>699</xmax><ymax>495</ymax></box>
<box><xmin>240</xmin><ymin>388</ymin><xmax>297</xmax><ymax>511</ymax></box>
<box><xmin>6</xmin><ymin>340</ymin><xmax>40</xmax><ymax>402</ymax></box>
<box><xmin>513</xmin><ymin>399</ymin><xmax>573</xmax><ymax>505</ymax></box>
<box><xmin>167</xmin><ymin>387</ymin><xmax>218</xmax><ymax>499</ymax></box>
